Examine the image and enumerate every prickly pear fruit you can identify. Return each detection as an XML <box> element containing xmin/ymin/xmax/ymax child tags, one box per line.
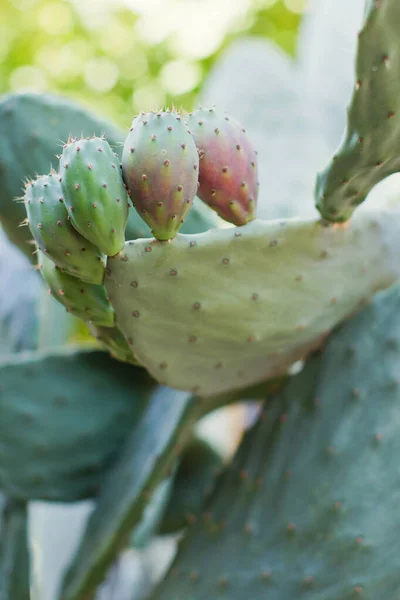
<box><xmin>121</xmin><ymin>110</ymin><xmax>199</xmax><ymax>241</ymax></box>
<box><xmin>39</xmin><ymin>252</ymin><xmax>114</xmax><ymax>327</ymax></box>
<box><xmin>186</xmin><ymin>107</ymin><xmax>258</xmax><ymax>225</ymax></box>
<box><xmin>24</xmin><ymin>172</ymin><xmax>106</xmax><ymax>284</ymax></box>
<box><xmin>59</xmin><ymin>137</ymin><xmax>129</xmax><ymax>256</ymax></box>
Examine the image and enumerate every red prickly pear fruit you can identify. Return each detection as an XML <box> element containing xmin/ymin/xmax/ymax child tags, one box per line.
<box><xmin>186</xmin><ymin>107</ymin><xmax>258</xmax><ymax>226</ymax></box>
<box><xmin>121</xmin><ymin>110</ymin><xmax>199</xmax><ymax>241</ymax></box>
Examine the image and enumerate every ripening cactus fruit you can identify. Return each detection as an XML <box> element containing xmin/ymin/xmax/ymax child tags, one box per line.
<box><xmin>39</xmin><ymin>251</ymin><xmax>114</xmax><ymax>327</ymax></box>
<box><xmin>186</xmin><ymin>107</ymin><xmax>258</xmax><ymax>226</ymax></box>
<box><xmin>121</xmin><ymin>110</ymin><xmax>199</xmax><ymax>241</ymax></box>
<box><xmin>59</xmin><ymin>137</ymin><xmax>129</xmax><ymax>256</ymax></box>
<box><xmin>24</xmin><ymin>172</ymin><xmax>106</xmax><ymax>284</ymax></box>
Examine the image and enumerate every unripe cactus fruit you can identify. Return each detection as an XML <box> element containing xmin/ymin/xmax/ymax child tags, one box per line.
<box><xmin>39</xmin><ymin>251</ymin><xmax>114</xmax><ymax>327</ymax></box>
<box><xmin>59</xmin><ymin>137</ymin><xmax>129</xmax><ymax>256</ymax></box>
<box><xmin>186</xmin><ymin>107</ymin><xmax>258</xmax><ymax>226</ymax></box>
<box><xmin>24</xmin><ymin>172</ymin><xmax>106</xmax><ymax>284</ymax></box>
<box><xmin>121</xmin><ymin>110</ymin><xmax>199</xmax><ymax>241</ymax></box>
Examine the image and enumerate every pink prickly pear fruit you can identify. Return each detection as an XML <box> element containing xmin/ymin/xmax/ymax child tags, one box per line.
<box><xmin>186</xmin><ymin>107</ymin><xmax>258</xmax><ymax>226</ymax></box>
<box><xmin>122</xmin><ymin>110</ymin><xmax>199</xmax><ymax>241</ymax></box>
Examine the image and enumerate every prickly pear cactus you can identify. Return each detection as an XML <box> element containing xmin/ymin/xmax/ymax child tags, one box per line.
<box><xmin>154</xmin><ymin>282</ymin><xmax>400</xmax><ymax>599</ymax></box>
<box><xmin>0</xmin><ymin>347</ymin><xmax>154</xmax><ymax>501</ymax></box>
<box><xmin>187</xmin><ymin>107</ymin><xmax>258</xmax><ymax>225</ymax></box>
<box><xmin>105</xmin><ymin>174</ymin><xmax>400</xmax><ymax>395</ymax></box>
<box><xmin>4</xmin><ymin>0</ymin><xmax>400</xmax><ymax>598</ymax></box>
<box><xmin>122</xmin><ymin>110</ymin><xmax>199</xmax><ymax>241</ymax></box>
<box><xmin>316</xmin><ymin>0</ymin><xmax>400</xmax><ymax>222</ymax></box>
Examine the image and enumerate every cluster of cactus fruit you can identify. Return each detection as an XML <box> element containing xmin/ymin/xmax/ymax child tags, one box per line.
<box><xmin>3</xmin><ymin>0</ymin><xmax>400</xmax><ymax>598</ymax></box>
<box><xmin>23</xmin><ymin>107</ymin><xmax>259</xmax><ymax>369</ymax></box>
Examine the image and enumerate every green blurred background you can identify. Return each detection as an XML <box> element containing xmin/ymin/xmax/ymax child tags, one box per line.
<box><xmin>0</xmin><ymin>0</ymin><xmax>306</xmax><ymax>128</ymax></box>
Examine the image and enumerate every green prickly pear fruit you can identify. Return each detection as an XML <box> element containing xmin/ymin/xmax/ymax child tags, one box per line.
<box><xmin>59</xmin><ymin>137</ymin><xmax>129</xmax><ymax>256</ymax></box>
<box><xmin>186</xmin><ymin>107</ymin><xmax>258</xmax><ymax>226</ymax></box>
<box><xmin>121</xmin><ymin>110</ymin><xmax>199</xmax><ymax>241</ymax></box>
<box><xmin>24</xmin><ymin>172</ymin><xmax>106</xmax><ymax>284</ymax></box>
<box><xmin>39</xmin><ymin>251</ymin><xmax>114</xmax><ymax>327</ymax></box>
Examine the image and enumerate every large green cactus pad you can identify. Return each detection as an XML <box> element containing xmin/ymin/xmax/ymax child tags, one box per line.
<box><xmin>105</xmin><ymin>174</ymin><xmax>400</xmax><ymax>395</ymax></box>
<box><xmin>316</xmin><ymin>0</ymin><xmax>400</xmax><ymax>222</ymax></box>
<box><xmin>0</xmin><ymin>499</ymin><xmax>30</xmax><ymax>600</ymax></box>
<box><xmin>0</xmin><ymin>347</ymin><xmax>154</xmax><ymax>501</ymax></box>
<box><xmin>154</xmin><ymin>282</ymin><xmax>400</xmax><ymax>600</ymax></box>
<box><xmin>0</xmin><ymin>93</ymin><xmax>123</xmax><ymax>257</ymax></box>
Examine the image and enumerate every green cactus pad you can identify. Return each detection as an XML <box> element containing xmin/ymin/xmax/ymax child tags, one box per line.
<box><xmin>59</xmin><ymin>137</ymin><xmax>129</xmax><ymax>256</ymax></box>
<box><xmin>186</xmin><ymin>107</ymin><xmax>258</xmax><ymax>226</ymax></box>
<box><xmin>40</xmin><ymin>252</ymin><xmax>114</xmax><ymax>328</ymax></box>
<box><xmin>316</xmin><ymin>0</ymin><xmax>400</xmax><ymax>222</ymax></box>
<box><xmin>25</xmin><ymin>172</ymin><xmax>105</xmax><ymax>284</ymax></box>
<box><xmin>60</xmin><ymin>387</ymin><xmax>198</xmax><ymax>600</ymax></box>
<box><xmin>0</xmin><ymin>347</ymin><xmax>155</xmax><ymax>501</ymax></box>
<box><xmin>87</xmin><ymin>323</ymin><xmax>138</xmax><ymax>365</ymax></box>
<box><xmin>122</xmin><ymin>110</ymin><xmax>199</xmax><ymax>241</ymax></box>
<box><xmin>0</xmin><ymin>499</ymin><xmax>30</xmax><ymax>599</ymax></box>
<box><xmin>154</xmin><ymin>282</ymin><xmax>400</xmax><ymax>600</ymax></box>
<box><xmin>158</xmin><ymin>437</ymin><xmax>223</xmax><ymax>535</ymax></box>
<box><xmin>105</xmin><ymin>174</ymin><xmax>400</xmax><ymax>395</ymax></box>
<box><xmin>0</xmin><ymin>92</ymin><xmax>123</xmax><ymax>259</ymax></box>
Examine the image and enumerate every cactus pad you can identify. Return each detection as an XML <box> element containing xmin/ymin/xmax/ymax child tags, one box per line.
<box><xmin>40</xmin><ymin>252</ymin><xmax>114</xmax><ymax>328</ymax></box>
<box><xmin>59</xmin><ymin>137</ymin><xmax>129</xmax><ymax>256</ymax></box>
<box><xmin>187</xmin><ymin>107</ymin><xmax>258</xmax><ymax>225</ymax></box>
<box><xmin>60</xmin><ymin>387</ymin><xmax>197</xmax><ymax>599</ymax></box>
<box><xmin>0</xmin><ymin>348</ymin><xmax>154</xmax><ymax>501</ymax></box>
<box><xmin>25</xmin><ymin>173</ymin><xmax>105</xmax><ymax>284</ymax></box>
<box><xmin>316</xmin><ymin>0</ymin><xmax>400</xmax><ymax>222</ymax></box>
<box><xmin>158</xmin><ymin>437</ymin><xmax>223</xmax><ymax>535</ymax></box>
<box><xmin>105</xmin><ymin>174</ymin><xmax>400</xmax><ymax>395</ymax></box>
<box><xmin>154</xmin><ymin>282</ymin><xmax>400</xmax><ymax>599</ymax></box>
<box><xmin>122</xmin><ymin>110</ymin><xmax>199</xmax><ymax>241</ymax></box>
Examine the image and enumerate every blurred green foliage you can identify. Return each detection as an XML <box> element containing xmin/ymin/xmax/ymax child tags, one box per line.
<box><xmin>0</xmin><ymin>0</ymin><xmax>301</xmax><ymax>129</ymax></box>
